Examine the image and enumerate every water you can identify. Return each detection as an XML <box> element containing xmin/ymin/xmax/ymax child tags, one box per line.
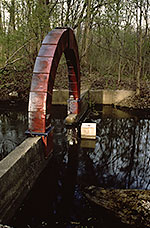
<box><xmin>82</xmin><ymin>116</ymin><xmax>150</xmax><ymax>190</ymax></box>
<box><xmin>0</xmin><ymin>103</ymin><xmax>28</xmax><ymax>161</ymax></box>
<box><xmin>0</xmin><ymin>104</ymin><xmax>148</xmax><ymax>227</ymax></box>
<box><xmin>6</xmin><ymin>105</ymin><xmax>150</xmax><ymax>228</ymax></box>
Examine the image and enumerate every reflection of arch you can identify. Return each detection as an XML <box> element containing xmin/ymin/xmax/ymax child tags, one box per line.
<box><xmin>28</xmin><ymin>28</ymin><xmax>81</xmax><ymax>134</ymax></box>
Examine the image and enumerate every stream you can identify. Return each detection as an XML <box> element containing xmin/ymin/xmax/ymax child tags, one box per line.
<box><xmin>0</xmin><ymin>104</ymin><xmax>150</xmax><ymax>227</ymax></box>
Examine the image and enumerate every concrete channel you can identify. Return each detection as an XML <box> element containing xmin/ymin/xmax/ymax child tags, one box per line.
<box><xmin>0</xmin><ymin>89</ymin><xmax>134</xmax><ymax>224</ymax></box>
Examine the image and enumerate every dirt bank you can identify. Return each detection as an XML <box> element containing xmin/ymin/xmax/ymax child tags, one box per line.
<box><xmin>0</xmin><ymin>68</ymin><xmax>150</xmax><ymax>110</ymax></box>
<box><xmin>87</xmin><ymin>75</ymin><xmax>150</xmax><ymax>110</ymax></box>
<box><xmin>51</xmin><ymin>71</ymin><xmax>150</xmax><ymax>109</ymax></box>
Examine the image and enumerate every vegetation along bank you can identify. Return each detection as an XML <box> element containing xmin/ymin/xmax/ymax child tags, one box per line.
<box><xmin>0</xmin><ymin>1</ymin><xmax>150</xmax><ymax>109</ymax></box>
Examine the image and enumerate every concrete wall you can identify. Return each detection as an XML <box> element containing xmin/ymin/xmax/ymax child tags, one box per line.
<box><xmin>52</xmin><ymin>89</ymin><xmax>134</xmax><ymax>105</ymax></box>
<box><xmin>0</xmin><ymin>137</ymin><xmax>51</xmax><ymax>223</ymax></box>
<box><xmin>89</xmin><ymin>89</ymin><xmax>134</xmax><ymax>105</ymax></box>
<box><xmin>52</xmin><ymin>89</ymin><xmax>69</xmax><ymax>104</ymax></box>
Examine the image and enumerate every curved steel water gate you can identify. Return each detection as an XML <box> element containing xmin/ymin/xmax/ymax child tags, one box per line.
<box><xmin>28</xmin><ymin>28</ymin><xmax>81</xmax><ymax>156</ymax></box>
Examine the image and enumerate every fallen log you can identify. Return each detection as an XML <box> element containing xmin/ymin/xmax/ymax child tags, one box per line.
<box><xmin>84</xmin><ymin>186</ymin><xmax>150</xmax><ymax>227</ymax></box>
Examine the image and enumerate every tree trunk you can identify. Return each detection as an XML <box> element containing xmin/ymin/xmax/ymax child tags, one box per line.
<box><xmin>118</xmin><ymin>57</ymin><xmax>121</xmax><ymax>84</ymax></box>
<box><xmin>61</xmin><ymin>0</ymin><xmax>64</xmax><ymax>26</ymax></box>
<box><xmin>84</xmin><ymin>0</ymin><xmax>91</xmax><ymax>54</ymax></box>
<box><xmin>136</xmin><ymin>0</ymin><xmax>143</xmax><ymax>96</ymax></box>
<box><xmin>136</xmin><ymin>52</ymin><xmax>142</xmax><ymax>96</ymax></box>
<box><xmin>116</xmin><ymin>0</ymin><xmax>121</xmax><ymax>84</ymax></box>
<box><xmin>81</xmin><ymin>0</ymin><xmax>92</xmax><ymax>67</ymax></box>
<box><xmin>0</xmin><ymin>1</ymin><xmax>2</xmax><ymax>31</ymax></box>
<box><xmin>65</xmin><ymin>0</ymin><xmax>71</xmax><ymax>26</ymax></box>
<box><xmin>9</xmin><ymin>0</ymin><xmax>15</xmax><ymax>31</ymax></box>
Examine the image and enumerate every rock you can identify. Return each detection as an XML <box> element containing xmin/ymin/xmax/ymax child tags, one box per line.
<box><xmin>9</xmin><ymin>91</ymin><xmax>18</xmax><ymax>97</ymax></box>
<box><xmin>0</xmin><ymin>224</ymin><xmax>13</xmax><ymax>228</ymax></box>
<box><xmin>84</xmin><ymin>186</ymin><xmax>150</xmax><ymax>227</ymax></box>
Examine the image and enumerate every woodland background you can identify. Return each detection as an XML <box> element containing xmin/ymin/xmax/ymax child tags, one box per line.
<box><xmin>0</xmin><ymin>0</ymin><xmax>150</xmax><ymax>99</ymax></box>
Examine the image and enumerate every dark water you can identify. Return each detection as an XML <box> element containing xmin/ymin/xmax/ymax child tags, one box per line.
<box><xmin>8</xmin><ymin>105</ymin><xmax>150</xmax><ymax>228</ymax></box>
<box><xmin>0</xmin><ymin>103</ymin><xmax>27</xmax><ymax>161</ymax></box>
<box><xmin>81</xmin><ymin>107</ymin><xmax>150</xmax><ymax>190</ymax></box>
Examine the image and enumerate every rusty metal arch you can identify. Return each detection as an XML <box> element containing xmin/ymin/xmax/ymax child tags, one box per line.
<box><xmin>28</xmin><ymin>28</ymin><xmax>80</xmax><ymax>134</ymax></box>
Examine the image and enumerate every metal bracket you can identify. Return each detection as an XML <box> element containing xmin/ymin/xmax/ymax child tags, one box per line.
<box><xmin>25</xmin><ymin>126</ymin><xmax>54</xmax><ymax>137</ymax></box>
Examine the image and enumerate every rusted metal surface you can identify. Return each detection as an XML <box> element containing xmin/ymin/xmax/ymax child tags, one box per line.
<box><xmin>28</xmin><ymin>28</ymin><xmax>81</xmax><ymax>156</ymax></box>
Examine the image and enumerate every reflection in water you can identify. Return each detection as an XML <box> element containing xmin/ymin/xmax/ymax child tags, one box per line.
<box><xmin>8</xmin><ymin>106</ymin><xmax>150</xmax><ymax>228</ymax></box>
<box><xmin>0</xmin><ymin>108</ymin><xmax>27</xmax><ymax>161</ymax></box>
<box><xmin>79</xmin><ymin>117</ymin><xmax>150</xmax><ymax>190</ymax></box>
<box><xmin>11</xmin><ymin>118</ymin><xmax>97</xmax><ymax>228</ymax></box>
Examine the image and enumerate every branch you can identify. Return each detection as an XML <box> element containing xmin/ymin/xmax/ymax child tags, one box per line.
<box><xmin>5</xmin><ymin>37</ymin><xmax>35</xmax><ymax>65</ymax></box>
<box><xmin>0</xmin><ymin>38</ymin><xmax>35</xmax><ymax>72</ymax></box>
<box><xmin>73</xmin><ymin>2</ymin><xmax>87</xmax><ymax>29</ymax></box>
<box><xmin>93</xmin><ymin>40</ymin><xmax>137</xmax><ymax>64</ymax></box>
<box><xmin>49</xmin><ymin>0</ymin><xmax>59</xmax><ymax>16</ymax></box>
<box><xmin>79</xmin><ymin>40</ymin><xmax>93</xmax><ymax>61</ymax></box>
<box><xmin>0</xmin><ymin>57</ymin><xmax>24</xmax><ymax>72</ymax></box>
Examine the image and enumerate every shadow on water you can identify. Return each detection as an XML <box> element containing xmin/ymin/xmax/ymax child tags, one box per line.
<box><xmin>7</xmin><ymin>105</ymin><xmax>150</xmax><ymax>228</ymax></box>
<box><xmin>0</xmin><ymin>103</ymin><xmax>28</xmax><ymax>161</ymax></box>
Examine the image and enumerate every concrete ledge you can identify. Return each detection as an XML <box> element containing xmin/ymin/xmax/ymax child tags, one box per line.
<box><xmin>0</xmin><ymin>137</ymin><xmax>51</xmax><ymax>223</ymax></box>
<box><xmin>52</xmin><ymin>89</ymin><xmax>134</xmax><ymax>105</ymax></box>
<box><xmin>89</xmin><ymin>89</ymin><xmax>134</xmax><ymax>105</ymax></box>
